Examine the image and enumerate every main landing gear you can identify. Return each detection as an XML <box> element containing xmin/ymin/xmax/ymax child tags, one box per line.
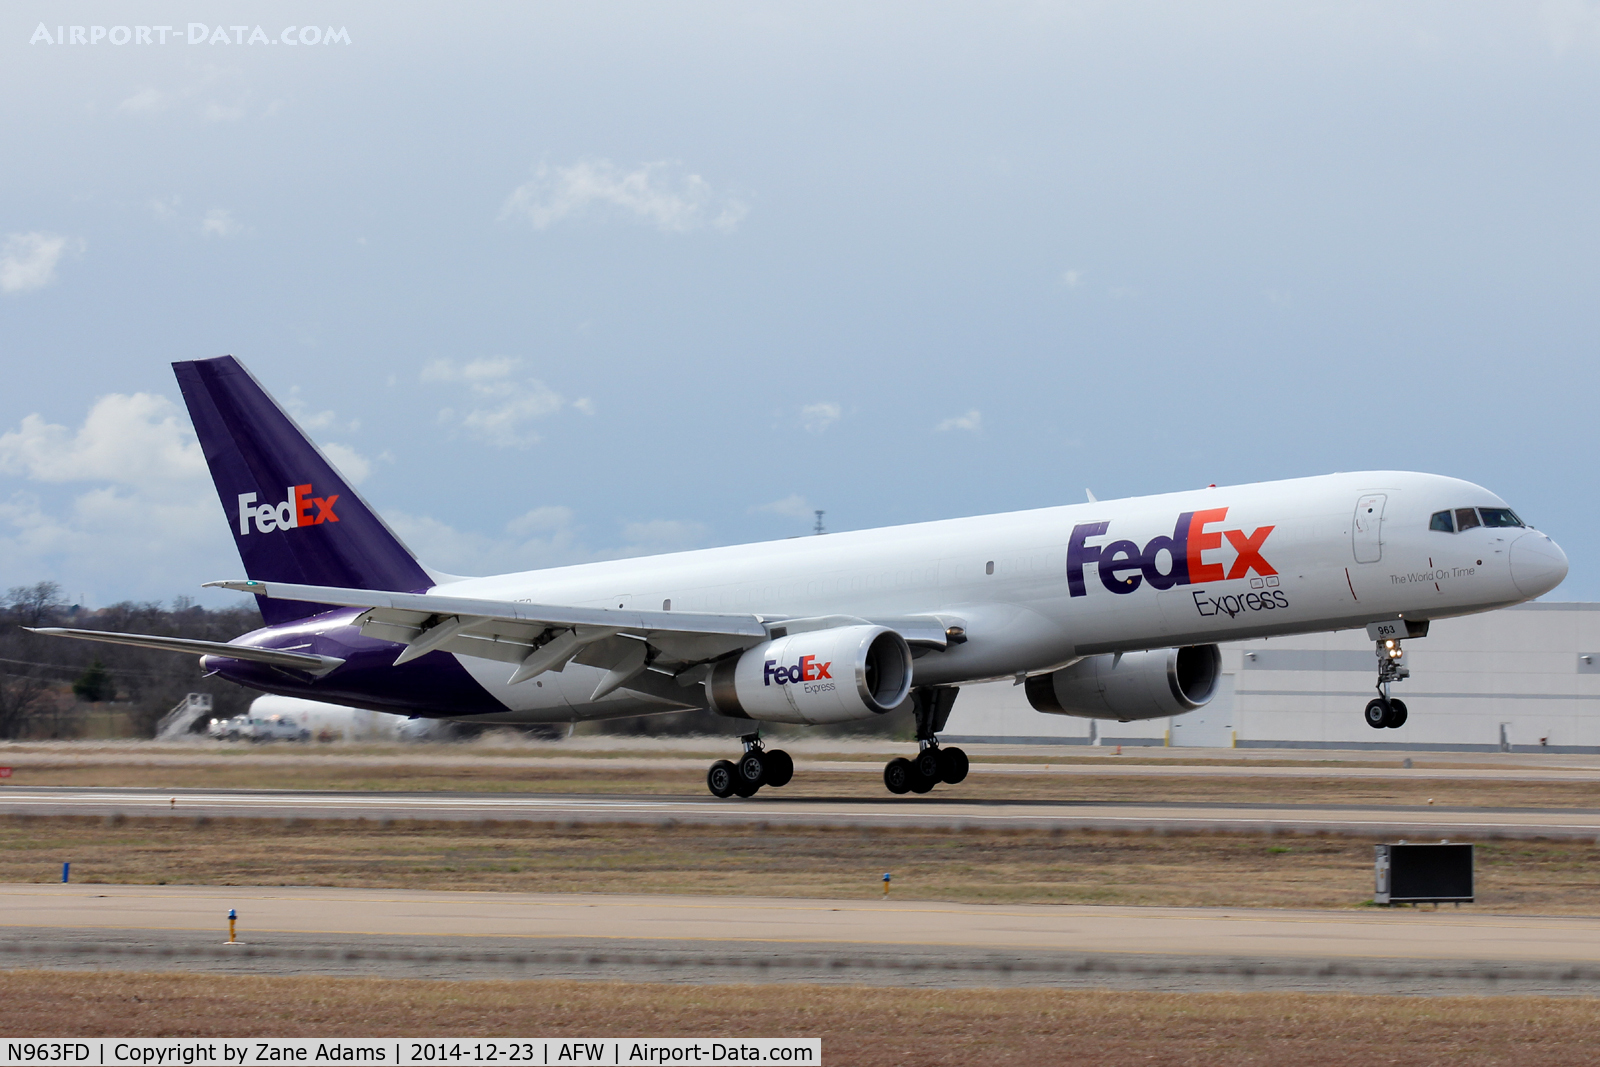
<box><xmin>706</xmin><ymin>733</ymin><xmax>794</xmax><ymax>798</ymax></box>
<box><xmin>884</xmin><ymin>686</ymin><xmax>968</xmax><ymax>795</ymax></box>
<box><xmin>1364</xmin><ymin>636</ymin><xmax>1410</xmax><ymax>730</ymax></box>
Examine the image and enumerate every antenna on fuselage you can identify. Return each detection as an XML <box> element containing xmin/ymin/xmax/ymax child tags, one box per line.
<box><xmin>814</xmin><ymin>510</ymin><xmax>826</xmax><ymax>535</ymax></box>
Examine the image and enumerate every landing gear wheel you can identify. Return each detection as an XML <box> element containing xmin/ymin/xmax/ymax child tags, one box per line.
<box><xmin>884</xmin><ymin>757</ymin><xmax>913</xmax><ymax>795</ymax></box>
<box><xmin>913</xmin><ymin>748</ymin><xmax>942</xmax><ymax>781</ymax></box>
<box><xmin>1364</xmin><ymin>698</ymin><xmax>1391</xmax><ymax>729</ymax></box>
<box><xmin>1386</xmin><ymin>699</ymin><xmax>1408</xmax><ymax>729</ymax></box>
<box><xmin>909</xmin><ymin>768</ymin><xmax>936</xmax><ymax>794</ymax></box>
<box><xmin>736</xmin><ymin>751</ymin><xmax>767</xmax><ymax>787</ymax></box>
<box><xmin>763</xmin><ymin>749</ymin><xmax>794</xmax><ymax>788</ymax></box>
<box><xmin>707</xmin><ymin>759</ymin><xmax>737</xmax><ymax>798</ymax></box>
<box><xmin>938</xmin><ymin>746</ymin><xmax>969</xmax><ymax>785</ymax></box>
<box><xmin>732</xmin><ymin>773</ymin><xmax>760</xmax><ymax>797</ymax></box>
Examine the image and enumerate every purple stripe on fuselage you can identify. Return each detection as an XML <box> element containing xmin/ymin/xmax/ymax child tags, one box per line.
<box><xmin>202</xmin><ymin>608</ymin><xmax>507</xmax><ymax>719</ymax></box>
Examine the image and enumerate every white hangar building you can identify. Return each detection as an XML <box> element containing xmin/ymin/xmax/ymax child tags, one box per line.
<box><xmin>947</xmin><ymin>602</ymin><xmax>1600</xmax><ymax>753</ymax></box>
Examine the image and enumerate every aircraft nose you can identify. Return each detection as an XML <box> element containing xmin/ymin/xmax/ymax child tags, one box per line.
<box><xmin>1510</xmin><ymin>531</ymin><xmax>1569</xmax><ymax>598</ymax></box>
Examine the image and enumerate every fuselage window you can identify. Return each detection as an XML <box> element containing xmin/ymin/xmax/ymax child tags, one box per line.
<box><xmin>1454</xmin><ymin>507</ymin><xmax>1482</xmax><ymax>532</ymax></box>
<box><xmin>1429</xmin><ymin>511</ymin><xmax>1454</xmax><ymax>533</ymax></box>
<box><xmin>1478</xmin><ymin>507</ymin><xmax>1524</xmax><ymax>528</ymax></box>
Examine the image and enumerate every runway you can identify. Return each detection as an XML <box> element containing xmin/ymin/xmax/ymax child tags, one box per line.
<box><xmin>7</xmin><ymin>744</ymin><xmax>1600</xmax><ymax>783</ymax></box>
<box><xmin>4</xmin><ymin>884</ymin><xmax>1599</xmax><ymax>994</ymax></box>
<box><xmin>3</xmin><ymin>785</ymin><xmax>1599</xmax><ymax>838</ymax></box>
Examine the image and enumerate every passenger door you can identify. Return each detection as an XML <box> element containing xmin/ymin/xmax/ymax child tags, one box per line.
<box><xmin>1352</xmin><ymin>494</ymin><xmax>1386</xmax><ymax>564</ymax></box>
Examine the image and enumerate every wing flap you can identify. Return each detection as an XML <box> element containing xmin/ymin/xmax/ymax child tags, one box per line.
<box><xmin>207</xmin><ymin>577</ymin><xmax>770</xmax><ymax>685</ymax></box>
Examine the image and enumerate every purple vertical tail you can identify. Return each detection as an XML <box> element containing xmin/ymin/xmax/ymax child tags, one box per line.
<box><xmin>174</xmin><ymin>356</ymin><xmax>432</xmax><ymax>624</ymax></box>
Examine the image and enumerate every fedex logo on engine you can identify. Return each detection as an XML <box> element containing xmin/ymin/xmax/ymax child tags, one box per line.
<box><xmin>1067</xmin><ymin>507</ymin><xmax>1275</xmax><ymax>597</ymax></box>
<box><xmin>764</xmin><ymin>655</ymin><xmax>832</xmax><ymax>686</ymax></box>
<box><xmin>237</xmin><ymin>485</ymin><xmax>339</xmax><ymax>536</ymax></box>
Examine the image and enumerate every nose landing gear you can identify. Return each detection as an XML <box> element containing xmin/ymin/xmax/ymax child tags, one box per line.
<box><xmin>1364</xmin><ymin>637</ymin><xmax>1410</xmax><ymax>730</ymax></box>
<box><xmin>884</xmin><ymin>687</ymin><xmax>967</xmax><ymax>795</ymax></box>
<box><xmin>707</xmin><ymin>733</ymin><xmax>793</xmax><ymax>798</ymax></box>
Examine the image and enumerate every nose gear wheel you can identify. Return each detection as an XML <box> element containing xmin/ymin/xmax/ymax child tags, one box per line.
<box><xmin>1363</xmin><ymin>636</ymin><xmax>1413</xmax><ymax>731</ymax></box>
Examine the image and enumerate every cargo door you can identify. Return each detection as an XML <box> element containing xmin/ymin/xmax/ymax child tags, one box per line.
<box><xmin>1353</xmin><ymin>494</ymin><xmax>1386</xmax><ymax>563</ymax></box>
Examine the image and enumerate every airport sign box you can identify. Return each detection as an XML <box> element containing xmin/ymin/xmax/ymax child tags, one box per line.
<box><xmin>0</xmin><ymin>1039</ymin><xmax>821</xmax><ymax>1066</ymax></box>
<box><xmin>1374</xmin><ymin>843</ymin><xmax>1474</xmax><ymax>905</ymax></box>
<box><xmin>0</xmin><ymin>767</ymin><xmax>10</xmax><ymax>778</ymax></box>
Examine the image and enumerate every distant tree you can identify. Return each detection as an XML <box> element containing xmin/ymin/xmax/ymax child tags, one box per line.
<box><xmin>73</xmin><ymin>660</ymin><xmax>115</xmax><ymax>703</ymax></box>
<box><xmin>0</xmin><ymin>656</ymin><xmax>51</xmax><ymax>739</ymax></box>
<box><xmin>6</xmin><ymin>581</ymin><xmax>65</xmax><ymax>627</ymax></box>
<box><xmin>0</xmin><ymin>585</ymin><xmax>264</xmax><ymax>737</ymax></box>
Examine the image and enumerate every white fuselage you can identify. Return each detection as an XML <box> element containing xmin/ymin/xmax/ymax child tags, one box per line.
<box><xmin>433</xmin><ymin>471</ymin><xmax>1565</xmax><ymax>722</ymax></box>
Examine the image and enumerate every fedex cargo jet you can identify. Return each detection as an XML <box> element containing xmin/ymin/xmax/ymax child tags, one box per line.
<box><xmin>36</xmin><ymin>357</ymin><xmax>1569</xmax><ymax>797</ymax></box>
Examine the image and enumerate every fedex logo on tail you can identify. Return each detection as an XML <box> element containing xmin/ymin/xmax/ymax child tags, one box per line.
<box><xmin>1068</xmin><ymin>507</ymin><xmax>1275</xmax><ymax>597</ymax></box>
<box><xmin>237</xmin><ymin>485</ymin><xmax>339</xmax><ymax>536</ymax></box>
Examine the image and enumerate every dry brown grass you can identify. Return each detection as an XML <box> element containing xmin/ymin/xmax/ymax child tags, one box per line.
<box><xmin>3</xmin><ymin>970</ymin><xmax>1600</xmax><ymax>1065</ymax></box>
<box><xmin>4</xmin><ymin>815</ymin><xmax>1599</xmax><ymax>911</ymax></box>
<box><xmin>8</xmin><ymin>760</ymin><xmax>1600</xmax><ymax>808</ymax></box>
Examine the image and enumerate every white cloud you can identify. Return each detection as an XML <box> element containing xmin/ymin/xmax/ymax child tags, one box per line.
<box><xmin>390</xmin><ymin>508</ymin><xmax>581</xmax><ymax>576</ymax></box>
<box><xmin>148</xmin><ymin>196</ymin><xmax>181</xmax><ymax>221</ymax></box>
<box><xmin>320</xmin><ymin>443</ymin><xmax>372</xmax><ymax>485</ymax></box>
<box><xmin>285</xmin><ymin>387</ymin><xmax>360</xmax><ymax>434</ymax></box>
<box><xmin>117</xmin><ymin>87</ymin><xmax>168</xmax><ymax>114</ymax></box>
<box><xmin>388</xmin><ymin>505</ymin><xmax>586</xmax><ymax>576</ymax></box>
<box><xmin>752</xmin><ymin>494</ymin><xmax>814</xmax><ymax>519</ymax></box>
<box><xmin>1061</xmin><ymin>269</ymin><xmax>1086</xmax><ymax>288</ymax></box>
<box><xmin>936</xmin><ymin>410</ymin><xmax>983</xmax><ymax>433</ymax></box>
<box><xmin>201</xmin><ymin>209</ymin><xmax>242</xmax><ymax>238</ymax></box>
<box><xmin>506</xmin><ymin>505</ymin><xmax>576</xmax><ymax>538</ymax></box>
<box><xmin>1540</xmin><ymin>0</ymin><xmax>1600</xmax><ymax>53</ymax></box>
<box><xmin>422</xmin><ymin>357</ymin><xmax>590</xmax><ymax>448</ymax></box>
<box><xmin>0</xmin><ymin>393</ymin><xmax>206</xmax><ymax>487</ymax></box>
<box><xmin>1</xmin><ymin>232</ymin><xmax>74</xmax><ymax>294</ymax></box>
<box><xmin>500</xmin><ymin>159</ymin><xmax>748</xmax><ymax>234</ymax></box>
<box><xmin>613</xmin><ymin>519</ymin><xmax>710</xmax><ymax>557</ymax></box>
<box><xmin>0</xmin><ymin>394</ymin><xmax>232</xmax><ymax>604</ymax></box>
<box><xmin>387</xmin><ymin>506</ymin><xmax>708</xmax><ymax>577</ymax></box>
<box><xmin>801</xmin><ymin>402</ymin><xmax>841</xmax><ymax>434</ymax></box>
<box><xmin>203</xmin><ymin>103</ymin><xmax>245</xmax><ymax>123</ymax></box>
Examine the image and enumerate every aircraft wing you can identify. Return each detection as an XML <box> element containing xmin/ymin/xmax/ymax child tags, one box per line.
<box><xmin>26</xmin><ymin>627</ymin><xmax>345</xmax><ymax>675</ymax></box>
<box><xmin>203</xmin><ymin>578</ymin><xmax>772</xmax><ymax>694</ymax></box>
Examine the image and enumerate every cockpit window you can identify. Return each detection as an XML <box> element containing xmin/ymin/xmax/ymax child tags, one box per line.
<box><xmin>1429</xmin><ymin>511</ymin><xmax>1454</xmax><ymax>533</ymax></box>
<box><xmin>1454</xmin><ymin>507</ymin><xmax>1482</xmax><ymax>532</ymax></box>
<box><xmin>1478</xmin><ymin>507</ymin><xmax>1524</xmax><ymax>528</ymax></box>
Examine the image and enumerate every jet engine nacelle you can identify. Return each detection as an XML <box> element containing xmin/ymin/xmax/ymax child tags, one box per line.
<box><xmin>1025</xmin><ymin>644</ymin><xmax>1222</xmax><ymax>722</ymax></box>
<box><xmin>705</xmin><ymin>624</ymin><xmax>914</xmax><ymax>725</ymax></box>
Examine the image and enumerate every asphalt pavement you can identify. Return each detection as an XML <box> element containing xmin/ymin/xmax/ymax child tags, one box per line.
<box><xmin>5</xmin><ymin>884</ymin><xmax>1599</xmax><ymax>994</ymax></box>
<box><xmin>3</xmin><ymin>785</ymin><xmax>1599</xmax><ymax>838</ymax></box>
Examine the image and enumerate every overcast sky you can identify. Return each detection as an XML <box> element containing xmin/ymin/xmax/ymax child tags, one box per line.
<box><xmin>3</xmin><ymin>2</ymin><xmax>1598</xmax><ymax>607</ymax></box>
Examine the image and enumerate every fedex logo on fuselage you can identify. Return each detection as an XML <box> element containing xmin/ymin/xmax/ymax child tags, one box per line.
<box><xmin>763</xmin><ymin>655</ymin><xmax>832</xmax><ymax>685</ymax></box>
<box><xmin>1067</xmin><ymin>507</ymin><xmax>1275</xmax><ymax>597</ymax></box>
<box><xmin>237</xmin><ymin>485</ymin><xmax>339</xmax><ymax>536</ymax></box>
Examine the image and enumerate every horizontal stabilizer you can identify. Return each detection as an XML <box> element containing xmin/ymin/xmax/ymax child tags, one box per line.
<box><xmin>27</xmin><ymin>627</ymin><xmax>345</xmax><ymax>675</ymax></box>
